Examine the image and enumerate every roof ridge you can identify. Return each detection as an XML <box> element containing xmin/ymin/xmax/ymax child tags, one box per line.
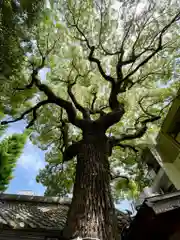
<box><xmin>0</xmin><ymin>193</ymin><xmax>71</xmax><ymax>205</ymax></box>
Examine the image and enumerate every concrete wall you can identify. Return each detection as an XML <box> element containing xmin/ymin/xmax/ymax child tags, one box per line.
<box><xmin>163</xmin><ymin>162</ymin><xmax>180</xmax><ymax>190</ymax></box>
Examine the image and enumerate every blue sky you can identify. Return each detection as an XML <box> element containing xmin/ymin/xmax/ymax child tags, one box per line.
<box><xmin>5</xmin><ymin>69</ymin><xmax>48</xmax><ymax>195</ymax></box>
<box><xmin>5</xmin><ymin>121</ymin><xmax>45</xmax><ymax>196</ymax></box>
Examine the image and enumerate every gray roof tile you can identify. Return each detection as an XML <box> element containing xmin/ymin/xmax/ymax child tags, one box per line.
<box><xmin>0</xmin><ymin>197</ymin><xmax>69</xmax><ymax>230</ymax></box>
<box><xmin>0</xmin><ymin>194</ymin><xmax>130</xmax><ymax>231</ymax></box>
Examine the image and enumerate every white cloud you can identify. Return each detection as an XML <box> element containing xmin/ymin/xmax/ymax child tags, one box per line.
<box><xmin>28</xmin><ymin>179</ymin><xmax>35</xmax><ymax>186</ymax></box>
<box><xmin>4</xmin><ymin>123</ymin><xmax>45</xmax><ymax>176</ymax></box>
<box><xmin>18</xmin><ymin>155</ymin><xmax>45</xmax><ymax>172</ymax></box>
<box><xmin>17</xmin><ymin>140</ymin><xmax>45</xmax><ymax>173</ymax></box>
<box><xmin>2</xmin><ymin>123</ymin><xmax>45</xmax><ymax>173</ymax></box>
<box><xmin>3</xmin><ymin>120</ymin><xmax>26</xmax><ymax>138</ymax></box>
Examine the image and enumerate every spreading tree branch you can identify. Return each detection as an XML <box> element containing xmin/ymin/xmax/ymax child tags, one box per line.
<box><xmin>15</xmin><ymin>39</ymin><xmax>85</xmax><ymax>129</ymax></box>
<box><xmin>63</xmin><ymin>141</ymin><xmax>81</xmax><ymax>162</ymax></box>
<box><xmin>110</xmin><ymin>10</ymin><xmax>180</xmax><ymax>93</ymax></box>
<box><xmin>89</xmin><ymin>93</ymin><xmax>107</xmax><ymax>116</ymax></box>
<box><xmin>59</xmin><ymin>110</ymin><xmax>69</xmax><ymax>154</ymax></box>
<box><xmin>56</xmin><ymin>109</ymin><xmax>82</xmax><ymax>162</ymax></box>
<box><xmin>116</xmin><ymin>19</ymin><xmax>133</xmax><ymax>81</ymax></box>
<box><xmin>67</xmin><ymin>5</ymin><xmax>128</xmax><ymax>110</ymax></box>
<box><xmin>110</xmin><ymin>115</ymin><xmax>161</xmax><ymax>145</ymax></box>
<box><xmin>89</xmin><ymin>105</ymin><xmax>108</xmax><ymax>116</ymax></box>
<box><xmin>122</xmin><ymin>12</ymin><xmax>180</xmax><ymax>82</ymax></box>
<box><xmin>32</xmin><ymin>71</ymin><xmax>84</xmax><ymax>128</ymax></box>
<box><xmin>89</xmin><ymin>46</ymin><xmax>123</xmax><ymax>110</ymax></box>
<box><xmin>68</xmin><ymin>83</ymin><xmax>90</xmax><ymax>119</ymax></box>
<box><xmin>88</xmin><ymin>46</ymin><xmax>115</xmax><ymax>84</ymax></box>
<box><xmin>96</xmin><ymin>105</ymin><xmax>125</xmax><ymax>130</ymax></box>
<box><xmin>138</xmin><ymin>95</ymin><xmax>157</xmax><ymax>118</ymax></box>
<box><xmin>66</xmin><ymin>9</ymin><xmax>120</xmax><ymax>110</ymax></box>
<box><xmin>67</xmin><ymin>75</ymin><xmax>90</xmax><ymax>120</ymax></box>
<box><xmin>95</xmin><ymin>0</ymin><xmax>122</xmax><ymax>56</ymax></box>
<box><xmin>128</xmin><ymin>71</ymin><xmax>163</xmax><ymax>90</ymax></box>
<box><xmin>110</xmin><ymin>173</ymin><xmax>129</xmax><ymax>182</ymax></box>
<box><xmin>65</xmin><ymin>2</ymin><xmax>91</xmax><ymax>49</ymax></box>
<box><xmin>137</xmin><ymin>93</ymin><xmax>178</xmax><ymax>121</ymax></box>
<box><xmin>131</xmin><ymin>8</ymin><xmax>155</xmax><ymax>58</ymax></box>
<box><xmin>108</xmin><ymin>136</ymin><xmax>139</xmax><ymax>153</ymax></box>
<box><xmin>91</xmin><ymin>92</ymin><xmax>97</xmax><ymax>111</ymax></box>
<box><xmin>115</xmin><ymin>143</ymin><xmax>139</xmax><ymax>153</ymax></box>
<box><xmin>1</xmin><ymin>100</ymin><xmax>50</xmax><ymax>128</ymax></box>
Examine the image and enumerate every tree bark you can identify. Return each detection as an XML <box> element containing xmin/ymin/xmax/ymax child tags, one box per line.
<box><xmin>63</xmin><ymin>131</ymin><xmax>119</xmax><ymax>240</ymax></box>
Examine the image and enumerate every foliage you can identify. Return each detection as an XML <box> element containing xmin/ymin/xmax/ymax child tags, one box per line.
<box><xmin>0</xmin><ymin>0</ymin><xmax>45</xmax><ymax>79</ymax></box>
<box><xmin>0</xmin><ymin>132</ymin><xmax>28</xmax><ymax>192</ymax></box>
<box><xmin>36</xmin><ymin>145</ymin><xmax>76</xmax><ymax>196</ymax></box>
<box><xmin>0</xmin><ymin>0</ymin><xmax>180</xmax><ymax>200</ymax></box>
<box><xmin>0</xmin><ymin>111</ymin><xmax>7</xmax><ymax>136</ymax></box>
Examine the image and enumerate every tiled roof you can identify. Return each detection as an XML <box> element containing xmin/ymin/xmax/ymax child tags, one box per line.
<box><xmin>145</xmin><ymin>190</ymin><xmax>180</xmax><ymax>214</ymax></box>
<box><xmin>0</xmin><ymin>194</ymin><xmax>130</xmax><ymax>232</ymax></box>
<box><xmin>0</xmin><ymin>194</ymin><xmax>70</xmax><ymax>231</ymax></box>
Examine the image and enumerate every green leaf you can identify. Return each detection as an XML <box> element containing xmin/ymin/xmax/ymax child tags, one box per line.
<box><xmin>0</xmin><ymin>133</ymin><xmax>27</xmax><ymax>192</ymax></box>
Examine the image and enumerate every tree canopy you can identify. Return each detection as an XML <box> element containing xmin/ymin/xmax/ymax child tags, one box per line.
<box><xmin>0</xmin><ymin>132</ymin><xmax>28</xmax><ymax>192</ymax></box>
<box><xmin>0</xmin><ymin>0</ymin><xmax>45</xmax><ymax>79</ymax></box>
<box><xmin>1</xmin><ymin>0</ymin><xmax>180</xmax><ymax>201</ymax></box>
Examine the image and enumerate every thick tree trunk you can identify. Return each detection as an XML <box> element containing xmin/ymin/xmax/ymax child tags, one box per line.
<box><xmin>63</xmin><ymin>132</ymin><xmax>119</xmax><ymax>240</ymax></box>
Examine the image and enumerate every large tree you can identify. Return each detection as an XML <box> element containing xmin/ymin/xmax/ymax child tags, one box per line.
<box><xmin>1</xmin><ymin>0</ymin><xmax>180</xmax><ymax>239</ymax></box>
<box><xmin>0</xmin><ymin>133</ymin><xmax>28</xmax><ymax>192</ymax></box>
